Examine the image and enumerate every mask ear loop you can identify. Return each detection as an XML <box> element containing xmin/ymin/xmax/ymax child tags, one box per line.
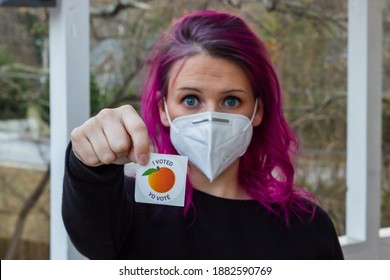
<box><xmin>163</xmin><ymin>97</ymin><xmax>179</xmax><ymax>133</ymax></box>
<box><xmin>243</xmin><ymin>98</ymin><xmax>258</xmax><ymax>131</ymax></box>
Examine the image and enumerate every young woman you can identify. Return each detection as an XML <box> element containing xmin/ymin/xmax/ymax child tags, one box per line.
<box><xmin>63</xmin><ymin>10</ymin><xmax>344</xmax><ymax>259</ymax></box>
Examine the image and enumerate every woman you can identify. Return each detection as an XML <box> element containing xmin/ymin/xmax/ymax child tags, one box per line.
<box><xmin>63</xmin><ymin>10</ymin><xmax>343</xmax><ymax>259</ymax></box>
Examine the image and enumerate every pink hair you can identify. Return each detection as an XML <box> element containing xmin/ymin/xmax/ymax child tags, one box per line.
<box><xmin>140</xmin><ymin>10</ymin><xmax>316</xmax><ymax>224</ymax></box>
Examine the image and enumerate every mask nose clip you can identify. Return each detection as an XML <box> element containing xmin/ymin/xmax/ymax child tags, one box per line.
<box><xmin>164</xmin><ymin>97</ymin><xmax>258</xmax><ymax>130</ymax></box>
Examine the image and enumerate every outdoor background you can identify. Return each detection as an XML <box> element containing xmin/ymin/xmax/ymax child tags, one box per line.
<box><xmin>0</xmin><ymin>0</ymin><xmax>389</xmax><ymax>259</ymax></box>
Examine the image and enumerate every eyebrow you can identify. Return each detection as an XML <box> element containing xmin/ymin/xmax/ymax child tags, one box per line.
<box><xmin>176</xmin><ymin>87</ymin><xmax>248</xmax><ymax>95</ymax></box>
<box><xmin>176</xmin><ymin>87</ymin><xmax>202</xmax><ymax>93</ymax></box>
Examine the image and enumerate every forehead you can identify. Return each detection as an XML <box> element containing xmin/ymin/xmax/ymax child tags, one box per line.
<box><xmin>168</xmin><ymin>54</ymin><xmax>251</xmax><ymax>90</ymax></box>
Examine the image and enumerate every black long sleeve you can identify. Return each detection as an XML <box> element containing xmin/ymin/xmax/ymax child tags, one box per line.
<box><xmin>62</xmin><ymin>143</ymin><xmax>132</xmax><ymax>259</ymax></box>
<box><xmin>62</xmin><ymin>143</ymin><xmax>343</xmax><ymax>260</ymax></box>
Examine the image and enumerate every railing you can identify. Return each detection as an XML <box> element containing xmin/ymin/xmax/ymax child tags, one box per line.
<box><xmin>340</xmin><ymin>0</ymin><xmax>387</xmax><ymax>259</ymax></box>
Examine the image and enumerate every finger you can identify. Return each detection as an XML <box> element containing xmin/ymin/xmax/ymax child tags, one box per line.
<box><xmin>88</xmin><ymin>128</ymin><xmax>118</xmax><ymax>165</ymax></box>
<box><xmin>102</xmin><ymin>116</ymin><xmax>132</xmax><ymax>157</ymax></box>
<box><xmin>120</xmin><ymin>105</ymin><xmax>150</xmax><ymax>165</ymax></box>
<box><xmin>112</xmin><ymin>155</ymin><xmax>133</xmax><ymax>165</ymax></box>
<box><xmin>71</xmin><ymin>127</ymin><xmax>102</xmax><ymax>167</ymax></box>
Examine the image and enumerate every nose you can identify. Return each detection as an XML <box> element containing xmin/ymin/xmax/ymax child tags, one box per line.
<box><xmin>203</xmin><ymin>101</ymin><xmax>219</xmax><ymax>113</ymax></box>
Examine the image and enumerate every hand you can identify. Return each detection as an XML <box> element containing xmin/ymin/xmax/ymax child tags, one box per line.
<box><xmin>70</xmin><ymin>105</ymin><xmax>150</xmax><ymax>167</ymax></box>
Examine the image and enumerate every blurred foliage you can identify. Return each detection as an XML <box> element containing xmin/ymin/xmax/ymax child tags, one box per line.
<box><xmin>0</xmin><ymin>47</ymin><xmax>12</xmax><ymax>65</ymax></box>
<box><xmin>0</xmin><ymin>48</ymin><xmax>28</xmax><ymax>119</ymax></box>
<box><xmin>241</xmin><ymin>1</ymin><xmax>348</xmax><ymax>152</ymax></box>
<box><xmin>0</xmin><ymin>77</ymin><xmax>29</xmax><ymax>119</ymax></box>
<box><xmin>90</xmin><ymin>71</ymin><xmax>118</xmax><ymax>114</ymax></box>
<box><xmin>0</xmin><ymin>10</ymin><xmax>49</xmax><ymax>121</ymax></box>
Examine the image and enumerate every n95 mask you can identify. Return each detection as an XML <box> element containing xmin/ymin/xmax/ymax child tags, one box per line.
<box><xmin>164</xmin><ymin>100</ymin><xmax>257</xmax><ymax>182</ymax></box>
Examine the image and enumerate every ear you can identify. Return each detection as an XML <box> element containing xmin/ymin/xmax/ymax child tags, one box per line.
<box><xmin>252</xmin><ymin>99</ymin><xmax>264</xmax><ymax>127</ymax></box>
<box><xmin>158</xmin><ymin>97</ymin><xmax>170</xmax><ymax>127</ymax></box>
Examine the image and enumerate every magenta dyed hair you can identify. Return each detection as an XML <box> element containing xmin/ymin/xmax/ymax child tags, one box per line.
<box><xmin>141</xmin><ymin>10</ymin><xmax>316</xmax><ymax>223</ymax></box>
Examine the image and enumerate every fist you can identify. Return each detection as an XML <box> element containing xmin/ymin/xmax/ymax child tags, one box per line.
<box><xmin>70</xmin><ymin>105</ymin><xmax>150</xmax><ymax>167</ymax></box>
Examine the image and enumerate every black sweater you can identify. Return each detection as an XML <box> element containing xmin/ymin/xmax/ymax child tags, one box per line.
<box><xmin>62</xmin><ymin>145</ymin><xmax>344</xmax><ymax>260</ymax></box>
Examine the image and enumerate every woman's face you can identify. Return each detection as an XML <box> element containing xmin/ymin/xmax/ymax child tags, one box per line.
<box><xmin>159</xmin><ymin>53</ymin><xmax>263</xmax><ymax>126</ymax></box>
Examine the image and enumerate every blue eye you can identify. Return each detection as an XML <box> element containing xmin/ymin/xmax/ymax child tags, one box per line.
<box><xmin>224</xmin><ymin>97</ymin><xmax>240</xmax><ymax>107</ymax></box>
<box><xmin>183</xmin><ymin>96</ymin><xmax>199</xmax><ymax>107</ymax></box>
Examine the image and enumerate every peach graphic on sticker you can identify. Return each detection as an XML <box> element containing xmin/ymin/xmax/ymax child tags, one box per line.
<box><xmin>142</xmin><ymin>166</ymin><xmax>176</xmax><ymax>193</ymax></box>
<box><xmin>135</xmin><ymin>153</ymin><xmax>188</xmax><ymax>207</ymax></box>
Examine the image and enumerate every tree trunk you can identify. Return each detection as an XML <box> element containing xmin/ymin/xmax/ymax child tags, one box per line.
<box><xmin>4</xmin><ymin>165</ymin><xmax>50</xmax><ymax>260</ymax></box>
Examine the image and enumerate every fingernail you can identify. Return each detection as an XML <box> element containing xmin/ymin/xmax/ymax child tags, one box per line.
<box><xmin>138</xmin><ymin>153</ymin><xmax>149</xmax><ymax>165</ymax></box>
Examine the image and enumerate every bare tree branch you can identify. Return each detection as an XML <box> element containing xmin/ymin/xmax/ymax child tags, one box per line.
<box><xmin>90</xmin><ymin>0</ymin><xmax>152</xmax><ymax>18</ymax></box>
<box><xmin>0</xmin><ymin>63</ymin><xmax>48</xmax><ymax>75</ymax></box>
<box><xmin>4</xmin><ymin>165</ymin><xmax>50</xmax><ymax>260</ymax></box>
<box><xmin>261</xmin><ymin>0</ymin><xmax>280</xmax><ymax>11</ymax></box>
<box><xmin>259</xmin><ymin>0</ymin><xmax>347</xmax><ymax>30</ymax></box>
<box><xmin>289</xmin><ymin>94</ymin><xmax>346</xmax><ymax>128</ymax></box>
<box><xmin>0</xmin><ymin>175</ymin><xmax>49</xmax><ymax>218</ymax></box>
<box><xmin>106</xmin><ymin>94</ymin><xmax>141</xmax><ymax>109</ymax></box>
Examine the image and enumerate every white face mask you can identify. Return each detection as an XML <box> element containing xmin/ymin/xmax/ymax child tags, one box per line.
<box><xmin>164</xmin><ymin>99</ymin><xmax>257</xmax><ymax>182</ymax></box>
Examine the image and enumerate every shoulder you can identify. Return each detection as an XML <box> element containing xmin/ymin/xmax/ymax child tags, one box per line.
<box><xmin>304</xmin><ymin>202</ymin><xmax>336</xmax><ymax>230</ymax></box>
<box><xmin>288</xmin><ymin>199</ymin><xmax>336</xmax><ymax>230</ymax></box>
<box><xmin>295</xmin><ymin>201</ymin><xmax>342</xmax><ymax>249</ymax></box>
<box><xmin>285</xmin><ymin>201</ymin><xmax>344</xmax><ymax>259</ymax></box>
<box><xmin>272</xmin><ymin>198</ymin><xmax>340</xmax><ymax>242</ymax></box>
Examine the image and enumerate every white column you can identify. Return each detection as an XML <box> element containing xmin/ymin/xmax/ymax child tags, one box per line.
<box><xmin>49</xmin><ymin>0</ymin><xmax>90</xmax><ymax>259</ymax></box>
<box><xmin>345</xmin><ymin>0</ymin><xmax>383</xmax><ymax>259</ymax></box>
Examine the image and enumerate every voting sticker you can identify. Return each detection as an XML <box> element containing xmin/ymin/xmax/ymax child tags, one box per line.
<box><xmin>135</xmin><ymin>153</ymin><xmax>188</xmax><ymax>207</ymax></box>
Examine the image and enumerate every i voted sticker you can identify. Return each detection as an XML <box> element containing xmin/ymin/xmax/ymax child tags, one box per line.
<box><xmin>135</xmin><ymin>153</ymin><xmax>188</xmax><ymax>207</ymax></box>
